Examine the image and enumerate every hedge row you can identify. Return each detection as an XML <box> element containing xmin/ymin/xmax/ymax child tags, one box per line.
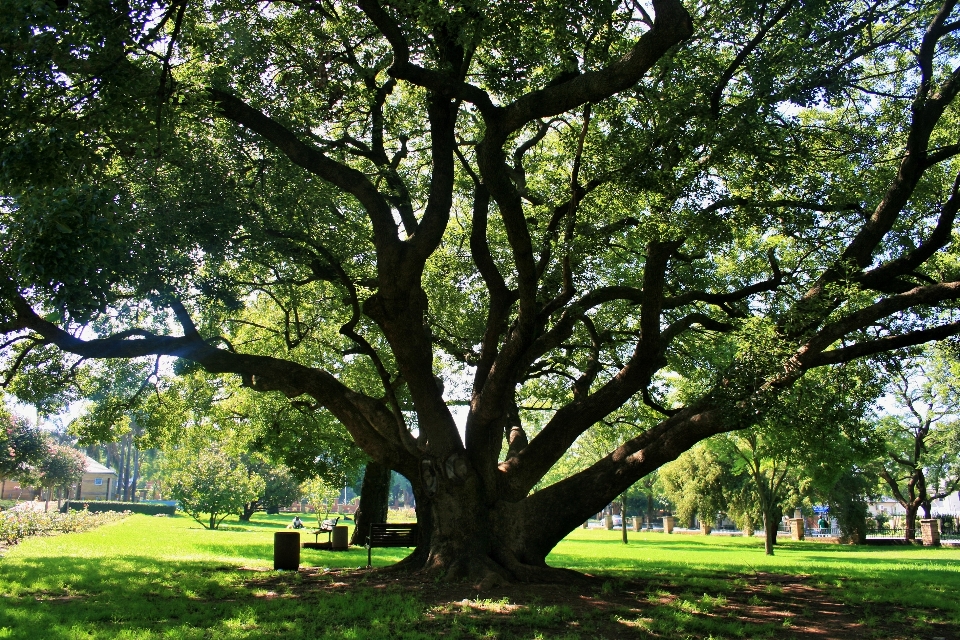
<box><xmin>60</xmin><ymin>500</ymin><xmax>176</xmax><ymax>515</ymax></box>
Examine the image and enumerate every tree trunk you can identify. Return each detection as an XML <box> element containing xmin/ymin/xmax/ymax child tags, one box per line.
<box><xmin>384</xmin><ymin>464</ymin><xmax>563</xmax><ymax>587</ymax></box>
<box><xmin>239</xmin><ymin>501</ymin><xmax>258</xmax><ymax>522</ymax></box>
<box><xmin>122</xmin><ymin>439</ymin><xmax>132</xmax><ymax>501</ymax></box>
<box><xmin>762</xmin><ymin>509</ymin><xmax>780</xmax><ymax>556</ymax></box>
<box><xmin>621</xmin><ymin>494</ymin><xmax>628</xmax><ymax>544</ymax></box>
<box><xmin>130</xmin><ymin>446</ymin><xmax>140</xmax><ymax>502</ymax></box>
<box><xmin>350</xmin><ymin>460</ymin><xmax>392</xmax><ymax>546</ymax></box>
<box><xmin>904</xmin><ymin>504</ymin><xmax>919</xmax><ymax>541</ymax></box>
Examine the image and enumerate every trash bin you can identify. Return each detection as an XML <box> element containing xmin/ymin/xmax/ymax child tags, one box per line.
<box><xmin>274</xmin><ymin>531</ymin><xmax>300</xmax><ymax>570</ymax></box>
<box><xmin>331</xmin><ymin>525</ymin><xmax>349</xmax><ymax>550</ymax></box>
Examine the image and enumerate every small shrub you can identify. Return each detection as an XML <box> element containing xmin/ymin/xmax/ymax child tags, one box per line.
<box><xmin>0</xmin><ymin>508</ymin><xmax>129</xmax><ymax>545</ymax></box>
<box><xmin>60</xmin><ymin>500</ymin><xmax>175</xmax><ymax>516</ymax></box>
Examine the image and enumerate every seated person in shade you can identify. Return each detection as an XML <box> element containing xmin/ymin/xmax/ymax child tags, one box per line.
<box><xmin>291</xmin><ymin>516</ymin><xmax>304</xmax><ymax>529</ymax></box>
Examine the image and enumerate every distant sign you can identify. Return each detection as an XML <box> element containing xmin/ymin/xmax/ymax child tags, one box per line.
<box><xmin>813</xmin><ymin>505</ymin><xmax>830</xmax><ymax>514</ymax></box>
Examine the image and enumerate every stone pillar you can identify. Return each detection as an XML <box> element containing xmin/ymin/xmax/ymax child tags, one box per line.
<box><xmin>662</xmin><ymin>516</ymin><xmax>675</xmax><ymax>534</ymax></box>
<box><xmin>633</xmin><ymin>516</ymin><xmax>641</xmax><ymax>532</ymax></box>
<box><xmin>604</xmin><ymin>514</ymin><xmax>613</xmax><ymax>530</ymax></box>
<box><xmin>790</xmin><ymin>517</ymin><xmax>805</xmax><ymax>541</ymax></box>
<box><xmin>920</xmin><ymin>519</ymin><xmax>941</xmax><ymax>547</ymax></box>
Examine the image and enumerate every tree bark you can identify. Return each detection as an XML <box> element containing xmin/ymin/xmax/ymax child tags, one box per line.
<box><xmin>621</xmin><ymin>494</ymin><xmax>628</xmax><ymax>544</ymax></box>
<box><xmin>131</xmin><ymin>446</ymin><xmax>140</xmax><ymax>502</ymax></box>
<box><xmin>905</xmin><ymin>504</ymin><xmax>919</xmax><ymax>541</ymax></box>
<box><xmin>350</xmin><ymin>460</ymin><xmax>392</xmax><ymax>545</ymax></box>
<box><xmin>239</xmin><ymin>501</ymin><xmax>258</xmax><ymax>522</ymax></box>
<box><xmin>762</xmin><ymin>511</ymin><xmax>777</xmax><ymax>555</ymax></box>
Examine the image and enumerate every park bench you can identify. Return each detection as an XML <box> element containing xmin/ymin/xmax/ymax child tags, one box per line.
<box><xmin>365</xmin><ymin>522</ymin><xmax>418</xmax><ymax>567</ymax></box>
<box><xmin>311</xmin><ymin>516</ymin><xmax>340</xmax><ymax>544</ymax></box>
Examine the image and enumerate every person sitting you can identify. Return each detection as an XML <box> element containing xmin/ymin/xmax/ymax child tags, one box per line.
<box><xmin>291</xmin><ymin>516</ymin><xmax>304</xmax><ymax>529</ymax></box>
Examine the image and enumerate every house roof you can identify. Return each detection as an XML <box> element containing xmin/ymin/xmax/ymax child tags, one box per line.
<box><xmin>84</xmin><ymin>456</ymin><xmax>117</xmax><ymax>476</ymax></box>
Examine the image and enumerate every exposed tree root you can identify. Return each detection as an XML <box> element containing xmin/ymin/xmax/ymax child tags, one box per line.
<box><xmin>372</xmin><ymin>547</ymin><xmax>586</xmax><ymax>590</ymax></box>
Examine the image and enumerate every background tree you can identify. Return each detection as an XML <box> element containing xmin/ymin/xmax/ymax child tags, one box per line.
<box><xmin>876</xmin><ymin>348</ymin><xmax>960</xmax><ymax>540</ymax></box>
<box><xmin>634</xmin><ymin>471</ymin><xmax>668</xmax><ymax>530</ymax></box>
<box><xmin>660</xmin><ymin>444</ymin><xmax>729</xmax><ymax>531</ymax></box>
<box><xmin>817</xmin><ymin>467</ymin><xmax>877</xmax><ymax>544</ymax></box>
<box><xmin>239</xmin><ymin>456</ymin><xmax>301</xmax><ymax>521</ymax></box>
<box><xmin>37</xmin><ymin>444</ymin><xmax>86</xmax><ymax>510</ymax></box>
<box><xmin>165</xmin><ymin>442</ymin><xmax>265</xmax><ymax>530</ymax></box>
<box><xmin>714</xmin><ymin>364</ymin><xmax>881</xmax><ymax>554</ymax></box>
<box><xmin>302</xmin><ymin>476</ymin><xmax>344</xmax><ymax>528</ymax></box>
<box><xmin>0</xmin><ymin>404</ymin><xmax>48</xmax><ymax>498</ymax></box>
<box><xmin>5</xmin><ymin>0</ymin><xmax>960</xmax><ymax>582</ymax></box>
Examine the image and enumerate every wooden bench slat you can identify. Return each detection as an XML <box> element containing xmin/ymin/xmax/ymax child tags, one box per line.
<box><xmin>367</xmin><ymin>522</ymin><xmax>418</xmax><ymax>566</ymax></box>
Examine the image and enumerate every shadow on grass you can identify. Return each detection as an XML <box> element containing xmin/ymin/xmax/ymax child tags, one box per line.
<box><xmin>0</xmin><ymin>554</ymin><xmax>423</xmax><ymax>640</ymax></box>
<box><xmin>217</xmin><ymin>515</ymin><xmax>355</xmax><ymax>532</ymax></box>
<box><xmin>188</xmin><ymin>540</ymin><xmax>411</xmax><ymax>571</ymax></box>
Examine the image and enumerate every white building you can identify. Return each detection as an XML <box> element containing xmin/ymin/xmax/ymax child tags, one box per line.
<box><xmin>868</xmin><ymin>491</ymin><xmax>960</xmax><ymax>516</ymax></box>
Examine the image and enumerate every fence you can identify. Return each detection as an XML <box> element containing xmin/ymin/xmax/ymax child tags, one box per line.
<box><xmin>586</xmin><ymin>514</ymin><xmax>960</xmax><ymax>540</ymax></box>
<box><xmin>863</xmin><ymin>513</ymin><xmax>960</xmax><ymax>540</ymax></box>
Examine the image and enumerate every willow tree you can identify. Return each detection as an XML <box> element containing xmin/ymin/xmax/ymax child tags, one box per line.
<box><xmin>4</xmin><ymin>0</ymin><xmax>960</xmax><ymax>583</ymax></box>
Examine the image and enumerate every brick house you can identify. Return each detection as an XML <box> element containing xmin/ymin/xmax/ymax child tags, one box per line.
<box><xmin>0</xmin><ymin>455</ymin><xmax>118</xmax><ymax>501</ymax></box>
<box><xmin>75</xmin><ymin>456</ymin><xmax>118</xmax><ymax>500</ymax></box>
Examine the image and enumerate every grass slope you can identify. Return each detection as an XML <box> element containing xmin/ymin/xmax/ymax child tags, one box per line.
<box><xmin>0</xmin><ymin>514</ymin><xmax>957</xmax><ymax>639</ymax></box>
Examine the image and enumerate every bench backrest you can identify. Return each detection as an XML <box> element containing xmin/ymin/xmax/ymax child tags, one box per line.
<box><xmin>368</xmin><ymin>522</ymin><xmax>418</xmax><ymax>547</ymax></box>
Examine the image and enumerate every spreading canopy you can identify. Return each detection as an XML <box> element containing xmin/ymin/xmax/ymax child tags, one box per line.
<box><xmin>4</xmin><ymin>0</ymin><xmax>960</xmax><ymax>579</ymax></box>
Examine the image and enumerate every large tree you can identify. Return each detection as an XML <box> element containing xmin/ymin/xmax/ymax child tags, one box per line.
<box><xmin>4</xmin><ymin>0</ymin><xmax>960</xmax><ymax>582</ymax></box>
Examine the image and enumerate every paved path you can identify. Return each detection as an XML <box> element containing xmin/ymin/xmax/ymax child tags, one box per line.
<box><xmin>8</xmin><ymin>500</ymin><xmax>50</xmax><ymax>513</ymax></box>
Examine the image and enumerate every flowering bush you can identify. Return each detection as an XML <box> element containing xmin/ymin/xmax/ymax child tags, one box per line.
<box><xmin>0</xmin><ymin>507</ymin><xmax>129</xmax><ymax>545</ymax></box>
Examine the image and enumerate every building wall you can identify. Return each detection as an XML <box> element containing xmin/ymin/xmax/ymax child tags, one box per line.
<box><xmin>0</xmin><ymin>480</ymin><xmax>40</xmax><ymax>500</ymax></box>
<box><xmin>76</xmin><ymin>473</ymin><xmax>115</xmax><ymax>500</ymax></box>
<box><xmin>1</xmin><ymin>472</ymin><xmax>117</xmax><ymax>501</ymax></box>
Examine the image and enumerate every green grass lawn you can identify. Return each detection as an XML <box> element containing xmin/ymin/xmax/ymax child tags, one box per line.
<box><xmin>0</xmin><ymin>514</ymin><xmax>957</xmax><ymax>639</ymax></box>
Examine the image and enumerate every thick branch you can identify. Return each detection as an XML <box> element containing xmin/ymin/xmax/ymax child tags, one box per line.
<box><xmin>799</xmin><ymin>320</ymin><xmax>960</xmax><ymax>368</ymax></box>
<box><xmin>6</xmin><ymin>292</ymin><xmax>416</xmax><ymax>473</ymax></box>
<box><xmin>856</xmin><ymin>172</ymin><xmax>960</xmax><ymax>292</ymax></box>
<box><xmin>512</xmin><ymin>406</ymin><xmax>725</xmax><ymax>559</ymax></box>
<box><xmin>497</xmin><ymin>0</ymin><xmax>693</xmax><ymax>134</ymax></box>
<box><xmin>798</xmin><ymin>281</ymin><xmax>960</xmax><ymax>358</ymax></box>
<box><xmin>209</xmin><ymin>89</ymin><xmax>400</xmax><ymax>254</ymax></box>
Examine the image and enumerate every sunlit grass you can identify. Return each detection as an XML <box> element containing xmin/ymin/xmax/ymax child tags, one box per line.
<box><xmin>554</xmin><ymin>528</ymin><xmax>960</xmax><ymax>609</ymax></box>
<box><xmin>0</xmin><ymin>514</ymin><xmax>957</xmax><ymax>638</ymax></box>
